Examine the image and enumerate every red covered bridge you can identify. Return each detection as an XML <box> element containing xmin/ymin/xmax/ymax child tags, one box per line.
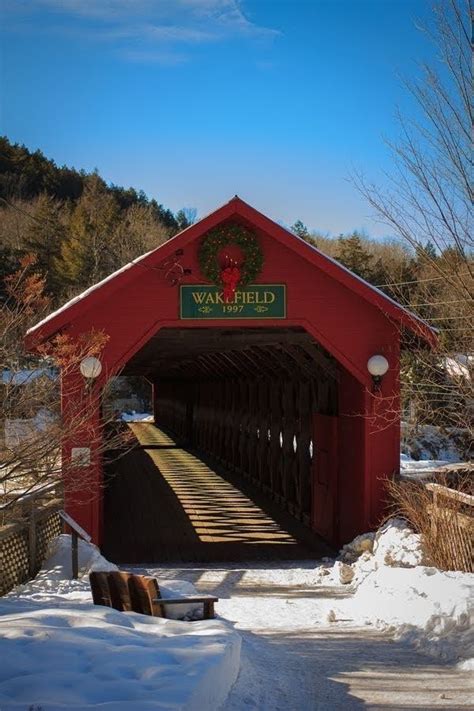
<box><xmin>27</xmin><ymin>197</ymin><xmax>435</xmax><ymax>560</ymax></box>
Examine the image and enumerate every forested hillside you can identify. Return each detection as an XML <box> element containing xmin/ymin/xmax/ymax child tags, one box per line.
<box><xmin>0</xmin><ymin>137</ymin><xmax>192</xmax><ymax>303</ymax></box>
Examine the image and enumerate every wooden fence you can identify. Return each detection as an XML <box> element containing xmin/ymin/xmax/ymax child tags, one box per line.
<box><xmin>0</xmin><ymin>483</ymin><xmax>63</xmax><ymax>595</ymax></box>
<box><xmin>426</xmin><ymin>482</ymin><xmax>474</xmax><ymax>573</ymax></box>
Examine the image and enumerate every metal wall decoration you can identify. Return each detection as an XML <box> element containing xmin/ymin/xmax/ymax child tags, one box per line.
<box><xmin>157</xmin><ymin>250</ymin><xmax>192</xmax><ymax>286</ymax></box>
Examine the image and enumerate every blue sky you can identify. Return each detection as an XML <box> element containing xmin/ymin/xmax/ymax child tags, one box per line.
<box><xmin>1</xmin><ymin>0</ymin><xmax>435</xmax><ymax>236</ymax></box>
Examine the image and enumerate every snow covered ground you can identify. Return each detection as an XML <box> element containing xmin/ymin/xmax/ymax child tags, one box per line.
<box><xmin>1</xmin><ymin>522</ymin><xmax>472</xmax><ymax>710</ymax></box>
<box><xmin>135</xmin><ymin>519</ymin><xmax>473</xmax><ymax>710</ymax></box>
<box><xmin>332</xmin><ymin>519</ymin><xmax>474</xmax><ymax>667</ymax></box>
<box><xmin>400</xmin><ymin>452</ymin><xmax>452</xmax><ymax>470</ymax></box>
<box><xmin>0</xmin><ymin>536</ymin><xmax>241</xmax><ymax>711</ymax></box>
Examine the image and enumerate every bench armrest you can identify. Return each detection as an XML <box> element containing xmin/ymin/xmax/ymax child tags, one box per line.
<box><xmin>153</xmin><ymin>596</ymin><xmax>218</xmax><ymax>619</ymax></box>
<box><xmin>152</xmin><ymin>596</ymin><xmax>218</xmax><ymax>604</ymax></box>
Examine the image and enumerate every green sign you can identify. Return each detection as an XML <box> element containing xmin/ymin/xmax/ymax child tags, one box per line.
<box><xmin>180</xmin><ymin>284</ymin><xmax>286</xmax><ymax>320</ymax></box>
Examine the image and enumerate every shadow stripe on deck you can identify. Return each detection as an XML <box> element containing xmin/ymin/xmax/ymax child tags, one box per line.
<box><xmin>103</xmin><ymin>423</ymin><xmax>325</xmax><ymax>563</ymax></box>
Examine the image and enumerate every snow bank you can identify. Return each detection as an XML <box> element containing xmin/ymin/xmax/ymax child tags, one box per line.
<box><xmin>1</xmin><ymin>535</ymin><xmax>241</xmax><ymax>710</ymax></box>
<box><xmin>325</xmin><ymin>519</ymin><xmax>474</xmax><ymax>667</ymax></box>
<box><xmin>1</xmin><ymin>367</ymin><xmax>57</xmax><ymax>385</ymax></box>
<box><xmin>0</xmin><ymin>598</ymin><xmax>241</xmax><ymax>711</ymax></box>
<box><xmin>46</xmin><ymin>533</ymin><xmax>118</xmax><ymax>578</ymax></box>
<box><xmin>7</xmin><ymin>534</ymin><xmax>118</xmax><ymax>602</ymax></box>
<box><xmin>320</xmin><ymin>519</ymin><xmax>426</xmax><ymax>585</ymax></box>
<box><xmin>345</xmin><ymin>566</ymin><xmax>473</xmax><ymax>665</ymax></box>
<box><xmin>400</xmin><ymin>453</ymin><xmax>452</xmax><ymax>480</ymax></box>
<box><xmin>4</xmin><ymin>408</ymin><xmax>57</xmax><ymax>447</ymax></box>
<box><xmin>372</xmin><ymin>517</ymin><xmax>428</xmax><ymax>568</ymax></box>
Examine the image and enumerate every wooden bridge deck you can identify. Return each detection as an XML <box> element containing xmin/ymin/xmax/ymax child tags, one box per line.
<box><xmin>103</xmin><ymin>423</ymin><xmax>327</xmax><ymax>563</ymax></box>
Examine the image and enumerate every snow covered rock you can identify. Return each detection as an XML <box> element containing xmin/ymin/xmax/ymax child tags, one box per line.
<box><xmin>334</xmin><ymin>561</ymin><xmax>355</xmax><ymax>584</ymax></box>
<box><xmin>121</xmin><ymin>411</ymin><xmax>154</xmax><ymax>422</ymax></box>
<box><xmin>350</xmin><ymin>550</ymin><xmax>378</xmax><ymax>585</ymax></box>
<box><xmin>372</xmin><ymin>517</ymin><xmax>428</xmax><ymax>568</ymax></box>
<box><xmin>339</xmin><ymin>531</ymin><xmax>375</xmax><ymax>563</ymax></box>
<box><xmin>401</xmin><ymin>422</ymin><xmax>469</xmax><ymax>464</ymax></box>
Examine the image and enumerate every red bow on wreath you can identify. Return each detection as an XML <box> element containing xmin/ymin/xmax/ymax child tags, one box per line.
<box><xmin>221</xmin><ymin>265</ymin><xmax>241</xmax><ymax>302</ymax></box>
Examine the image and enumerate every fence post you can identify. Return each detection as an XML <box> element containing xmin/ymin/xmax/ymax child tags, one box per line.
<box><xmin>28</xmin><ymin>499</ymin><xmax>37</xmax><ymax>577</ymax></box>
<box><xmin>72</xmin><ymin>530</ymin><xmax>79</xmax><ymax>579</ymax></box>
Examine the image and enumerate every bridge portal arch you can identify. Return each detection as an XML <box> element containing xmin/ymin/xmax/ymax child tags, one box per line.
<box><xmin>26</xmin><ymin>197</ymin><xmax>435</xmax><ymax>549</ymax></box>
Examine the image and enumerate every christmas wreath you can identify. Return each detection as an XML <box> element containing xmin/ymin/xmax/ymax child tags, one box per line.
<box><xmin>198</xmin><ymin>224</ymin><xmax>263</xmax><ymax>301</ymax></box>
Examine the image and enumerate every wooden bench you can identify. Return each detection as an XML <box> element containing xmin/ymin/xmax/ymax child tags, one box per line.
<box><xmin>90</xmin><ymin>571</ymin><xmax>218</xmax><ymax>619</ymax></box>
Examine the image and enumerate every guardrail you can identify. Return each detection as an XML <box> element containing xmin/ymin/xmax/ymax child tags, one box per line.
<box><xmin>0</xmin><ymin>482</ymin><xmax>63</xmax><ymax>595</ymax></box>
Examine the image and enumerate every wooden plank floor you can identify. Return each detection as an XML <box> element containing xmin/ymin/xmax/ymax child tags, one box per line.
<box><xmin>103</xmin><ymin>423</ymin><xmax>327</xmax><ymax>563</ymax></box>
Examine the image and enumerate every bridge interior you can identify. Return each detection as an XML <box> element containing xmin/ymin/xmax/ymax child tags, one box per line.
<box><xmin>103</xmin><ymin>423</ymin><xmax>332</xmax><ymax>562</ymax></box>
<box><xmin>104</xmin><ymin>327</ymin><xmax>340</xmax><ymax>562</ymax></box>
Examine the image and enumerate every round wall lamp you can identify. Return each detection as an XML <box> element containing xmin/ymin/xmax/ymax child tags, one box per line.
<box><xmin>80</xmin><ymin>356</ymin><xmax>102</xmax><ymax>387</ymax></box>
<box><xmin>367</xmin><ymin>355</ymin><xmax>389</xmax><ymax>390</ymax></box>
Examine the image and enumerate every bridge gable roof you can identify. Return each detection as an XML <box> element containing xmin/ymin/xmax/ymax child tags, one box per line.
<box><xmin>27</xmin><ymin>196</ymin><xmax>436</xmax><ymax>347</ymax></box>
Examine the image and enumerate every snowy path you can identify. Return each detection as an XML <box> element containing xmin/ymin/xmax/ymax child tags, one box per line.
<box><xmin>131</xmin><ymin>562</ymin><xmax>474</xmax><ymax>710</ymax></box>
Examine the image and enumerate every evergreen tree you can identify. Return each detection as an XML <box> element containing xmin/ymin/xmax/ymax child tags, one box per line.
<box><xmin>24</xmin><ymin>194</ymin><xmax>66</xmax><ymax>295</ymax></box>
<box><xmin>291</xmin><ymin>220</ymin><xmax>310</xmax><ymax>239</ymax></box>
<box><xmin>417</xmin><ymin>241</ymin><xmax>437</xmax><ymax>260</ymax></box>
<box><xmin>55</xmin><ymin>175</ymin><xmax>120</xmax><ymax>292</ymax></box>
<box><xmin>175</xmin><ymin>207</ymin><xmax>197</xmax><ymax>231</ymax></box>
<box><xmin>337</xmin><ymin>232</ymin><xmax>374</xmax><ymax>280</ymax></box>
<box><xmin>0</xmin><ymin>247</ymin><xmax>21</xmax><ymax>302</ymax></box>
<box><xmin>371</xmin><ymin>253</ymin><xmax>419</xmax><ymax>304</ymax></box>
